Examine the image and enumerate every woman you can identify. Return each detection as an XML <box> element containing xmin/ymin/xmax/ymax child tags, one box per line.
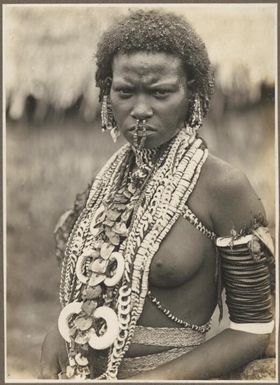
<box><xmin>40</xmin><ymin>9</ymin><xmax>275</xmax><ymax>380</ymax></box>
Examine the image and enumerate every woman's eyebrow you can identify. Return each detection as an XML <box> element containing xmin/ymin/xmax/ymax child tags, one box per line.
<box><xmin>112</xmin><ymin>76</ymin><xmax>181</xmax><ymax>88</ymax></box>
<box><xmin>112</xmin><ymin>79</ymin><xmax>134</xmax><ymax>87</ymax></box>
<box><xmin>149</xmin><ymin>81</ymin><xmax>179</xmax><ymax>88</ymax></box>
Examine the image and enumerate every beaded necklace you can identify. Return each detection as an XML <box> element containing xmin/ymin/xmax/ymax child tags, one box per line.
<box><xmin>58</xmin><ymin>127</ymin><xmax>208</xmax><ymax>380</ymax></box>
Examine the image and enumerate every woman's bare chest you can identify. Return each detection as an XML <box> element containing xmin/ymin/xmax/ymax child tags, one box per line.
<box><xmin>149</xmin><ymin>216</ymin><xmax>216</xmax><ymax>288</ymax></box>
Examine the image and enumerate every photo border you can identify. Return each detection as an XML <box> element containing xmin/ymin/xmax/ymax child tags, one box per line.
<box><xmin>1</xmin><ymin>2</ymin><xmax>278</xmax><ymax>385</ymax></box>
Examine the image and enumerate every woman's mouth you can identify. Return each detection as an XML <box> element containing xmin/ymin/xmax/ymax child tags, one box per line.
<box><xmin>133</xmin><ymin>129</ymin><xmax>154</xmax><ymax>137</ymax></box>
<box><xmin>128</xmin><ymin>125</ymin><xmax>157</xmax><ymax>135</ymax></box>
<box><xmin>127</xmin><ymin>120</ymin><xmax>157</xmax><ymax>149</ymax></box>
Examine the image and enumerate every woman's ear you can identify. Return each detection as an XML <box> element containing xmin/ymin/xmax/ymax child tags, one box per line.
<box><xmin>105</xmin><ymin>77</ymin><xmax>113</xmax><ymax>94</ymax></box>
<box><xmin>184</xmin><ymin>84</ymin><xmax>195</xmax><ymax>120</ymax></box>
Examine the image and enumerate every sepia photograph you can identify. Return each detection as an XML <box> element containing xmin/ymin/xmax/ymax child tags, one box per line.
<box><xmin>4</xmin><ymin>3</ymin><xmax>277</xmax><ymax>381</ymax></box>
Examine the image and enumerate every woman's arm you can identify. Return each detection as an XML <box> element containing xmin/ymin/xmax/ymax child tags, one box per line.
<box><xmin>40</xmin><ymin>183</ymin><xmax>92</xmax><ymax>378</ymax></box>
<box><xmin>130</xmin><ymin>329</ymin><xmax>269</xmax><ymax>380</ymax></box>
<box><xmin>132</xmin><ymin>162</ymin><xmax>274</xmax><ymax>380</ymax></box>
<box><xmin>40</xmin><ymin>325</ymin><xmax>68</xmax><ymax>379</ymax></box>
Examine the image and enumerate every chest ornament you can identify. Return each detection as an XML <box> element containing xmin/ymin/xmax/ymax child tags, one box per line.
<box><xmin>58</xmin><ymin>127</ymin><xmax>208</xmax><ymax>379</ymax></box>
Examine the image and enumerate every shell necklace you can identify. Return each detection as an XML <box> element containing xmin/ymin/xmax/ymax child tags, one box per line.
<box><xmin>58</xmin><ymin>125</ymin><xmax>208</xmax><ymax>379</ymax></box>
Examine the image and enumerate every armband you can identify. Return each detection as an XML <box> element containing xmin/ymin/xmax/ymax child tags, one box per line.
<box><xmin>229</xmin><ymin>320</ymin><xmax>274</xmax><ymax>334</ymax></box>
<box><xmin>216</xmin><ymin>226</ymin><xmax>275</xmax><ymax>334</ymax></box>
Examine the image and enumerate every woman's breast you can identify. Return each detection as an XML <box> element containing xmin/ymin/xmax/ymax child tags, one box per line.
<box><xmin>126</xmin><ymin>217</ymin><xmax>217</xmax><ymax>357</ymax></box>
<box><xmin>149</xmin><ymin>216</ymin><xmax>215</xmax><ymax>288</ymax></box>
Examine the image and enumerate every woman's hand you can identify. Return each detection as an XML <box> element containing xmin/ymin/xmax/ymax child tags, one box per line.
<box><xmin>40</xmin><ymin>325</ymin><xmax>68</xmax><ymax>379</ymax></box>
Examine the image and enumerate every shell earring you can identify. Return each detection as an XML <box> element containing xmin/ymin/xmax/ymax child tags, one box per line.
<box><xmin>186</xmin><ymin>94</ymin><xmax>202</xmax><ymax>136</ymax></box>
<box><xmin>101</xmin><ymin>95</ymin><xmax>120</xmax><ymax>143</ymax></box>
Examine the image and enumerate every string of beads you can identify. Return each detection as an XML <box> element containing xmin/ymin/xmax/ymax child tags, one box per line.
<box><xmin>147</xmin><ymin>291</ymin><xmax>211</xmax><ymax>334</ymax></box>
<box><xmin>182</xmin><ymin>206</ymin><xmax>217</xmax><ymax>240</ymax></box>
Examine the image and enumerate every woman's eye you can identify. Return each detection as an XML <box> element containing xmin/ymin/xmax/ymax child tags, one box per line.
<box><xmin>153</xmin><ymin>90</ymin><xmax>170</xmax><ymax>98</ymax></box>
<box><xmin>117</xmin><ymin>89</ymin><xmax>133</xmax><ymax>97</ymax></box>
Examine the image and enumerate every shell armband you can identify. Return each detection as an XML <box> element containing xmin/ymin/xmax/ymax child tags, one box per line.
<box><xmin>216</xmin><ymin>226</ymin><xmax>275</xmax><ymax>334</ymax></box>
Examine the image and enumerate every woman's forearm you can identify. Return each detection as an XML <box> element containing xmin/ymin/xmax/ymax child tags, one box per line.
<box><xmin>130</xmin><ymin>329</ymin><xmax>269</xmax><ymax>380</ymax></box>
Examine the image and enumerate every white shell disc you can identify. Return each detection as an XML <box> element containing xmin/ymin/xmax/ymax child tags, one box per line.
<box><xmin>75</xmin><ymin>253</ymin><xmax>89</xmax><ymax>284</ymax></box>
<box><xmin>100</xmin><ymin>242</ymin><xmax>115</xmax><ymax>260</ymax></box>
<box><xmin>90</xmin><ymin>226</ymin><xmax>102</xmax><ymax>237</ymax></box>
<box><xmin>58</xmin><ymin>302</ymin><xmax>82</xmax><ymax>342</ymax></box>
<box><xmin>88</xmin><ymin>306</ymin><xmax>119</xmax><ymax>350</ymax></box>
<box><xmin>75</xmin><ymin>353</ymin><xmax>89</xmax><ymax>366</ymax></box>
<box><xmin>90</xmin><ymin>258</ymin><xmax>108</xmax><ymax>274</ymax></box>
<box><xmin>75</xmin><ymin>248</ymin><xmax>100</xmax><ymax>283</ymax></box>
<box><xmin>90</xmin><ymin>206</ymin><xmax>105</xmax><ymax>235</ymax></box>
<box><xmin>88</xmin><ymin>272</ymin><xmax>106</xmax><ymax>286</ymax></box>
<box><xmin>104</xmin><ymin>252</ymin><xmax>125</xmax><ymax>287</ymax></box>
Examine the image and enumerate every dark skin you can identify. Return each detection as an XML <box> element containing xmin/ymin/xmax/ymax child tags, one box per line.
<box><xmin>40</xmin><ymin>52</ymin><xmax>270</xmax><ymax>379</ymax></box>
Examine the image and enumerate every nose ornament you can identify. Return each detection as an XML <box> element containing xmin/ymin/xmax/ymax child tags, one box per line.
<box><xmin>132</xmin><ymin>119</ymin><xmax>147</xmax><ymax>149</ymax></box>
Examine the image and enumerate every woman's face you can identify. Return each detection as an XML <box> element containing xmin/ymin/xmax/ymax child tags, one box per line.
<box><xmin>110</xmin><ymin>51</ymin><xmax>189</xmax><ymax>148</ymax></box>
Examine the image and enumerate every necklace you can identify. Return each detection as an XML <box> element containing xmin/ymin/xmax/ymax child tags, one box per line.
<box><xmin>58</xmin><ymin>127</ymin><xmax>208</xmax><ymax>380</ymax></box>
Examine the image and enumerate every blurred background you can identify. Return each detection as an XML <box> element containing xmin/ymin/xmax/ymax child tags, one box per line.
<box><xmin>4</xmin><ymin>4</ymin><xmax>276</xmax><ymax>379</ymax></box>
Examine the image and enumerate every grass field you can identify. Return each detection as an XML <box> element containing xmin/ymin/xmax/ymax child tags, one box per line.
<box><xmin>6</xmin><ymin>103</ymin><xmax>275</xmax><ymax>379</ymax></box>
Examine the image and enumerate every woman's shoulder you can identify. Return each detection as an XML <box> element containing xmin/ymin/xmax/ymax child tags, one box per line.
<box><xmin>204</xmin><ymin>153</ymin><xmax>251</xmax><ymax>194</ymax></box>
<box><xmin>202</xmin><ymin>153</ymin><xmax>266</xmax><ymax>236</ymax></box>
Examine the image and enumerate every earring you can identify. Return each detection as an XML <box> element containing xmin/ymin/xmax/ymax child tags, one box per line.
<box><xmin>110</xmin><ymin>126</ymin><xmax>120</xmax><ymax>143</ymax></box>
<box><xmin>186</xmin><ymin>94</ymin><xmax>202</xmax><ymax>135</ymax></box>
<box><xmin>101</xmin><ymin>95</ymin><xmax>120</xmax><ymax>143</ymax></box>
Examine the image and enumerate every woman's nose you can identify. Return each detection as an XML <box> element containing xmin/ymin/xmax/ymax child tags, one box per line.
<box><xmin>130</xmin><ymin>96</ymin><xmax>153</xmax><ymax>120</ymax></box>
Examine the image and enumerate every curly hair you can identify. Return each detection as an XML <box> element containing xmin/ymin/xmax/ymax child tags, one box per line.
<box><xmin>95</xmin><ymin>9</ymin><xmax>215</xmax><ymax>124</ymax></box>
